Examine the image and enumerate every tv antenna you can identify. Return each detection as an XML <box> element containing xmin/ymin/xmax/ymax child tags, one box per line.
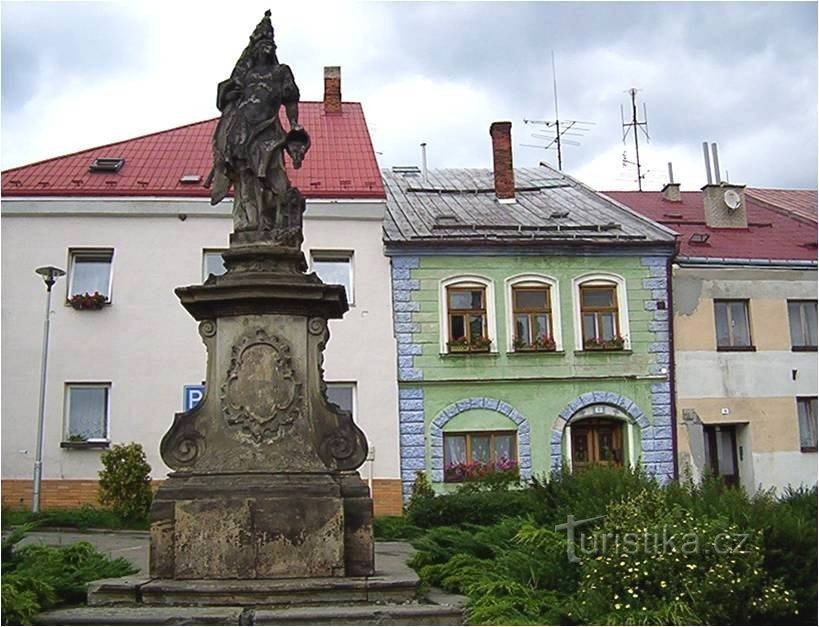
<box><xmin>620</xmin><ymin>87</ymin><xmax>650</xmax><ymax>190</ymax></box>
<box><xmin>523</xmin><ymin>51</ymin><xmax>594</xmax><ymax>170</ymax></box>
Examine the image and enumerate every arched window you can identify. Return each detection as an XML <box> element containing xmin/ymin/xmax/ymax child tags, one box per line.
<box><xmin>504</xmin><ymin>274</ymin><xmax>562</xmax><ymax>352</ymax></box>
<box><xmin>439</xmin><ymin>275</ymin><xmax>496</xmax><ymax>354</ymax></box>
<box><xmin>572</xmin><ymin>273</ymin><xmax>630</xmax><ymax>350</ymax></box>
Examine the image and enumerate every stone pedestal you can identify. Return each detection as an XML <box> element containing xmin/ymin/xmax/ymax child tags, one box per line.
<box><xmin>150</xmin><ymin>234</ymin><xmax>374</xmax><ymax>580</ymax></box>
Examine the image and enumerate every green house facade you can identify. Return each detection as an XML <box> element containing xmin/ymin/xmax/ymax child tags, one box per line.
<box><xmin>383</xmin><ymin>161</ymin><xmax>678</xmax><ymax>498</ymax></box>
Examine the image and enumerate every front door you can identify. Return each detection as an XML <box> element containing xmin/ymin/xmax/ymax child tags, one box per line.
<box><xmin>571</xmin><ymin>418</ymin><xmax>624</xmax><ymax>471</ymax></box>
<box><xmin>703</xmin><ymin>425</ymin><xmax>739</xmax><ymax>486</ymax></box>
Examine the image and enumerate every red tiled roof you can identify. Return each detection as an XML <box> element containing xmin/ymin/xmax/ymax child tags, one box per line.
<box><xmin>604</xmin><ymin>190</ymin><xmax>818</xmax><ymax>262</ymax></box>
<box><xmin>746</xmin><ymin>188</ymin><xmax>817</xmax><ymax>223</ymax></box>
<box><xmin>1</xmin><ymin>102</ymin><xmax>385</xmax><ymax>200</ymax></box>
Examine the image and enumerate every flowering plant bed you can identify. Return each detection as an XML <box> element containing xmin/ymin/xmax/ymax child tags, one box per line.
<box><xmin>68</xmin><ymin>292</ymin><xmax>108</xmax><ymax>310</ymax></box>
<box><xmin>584</xmin><ymin>335</ymin><xmax>625</xmax><ymax>351</ymax></box>
<box><xmin>444</xmin><ymin>458</ymin><xmax>518</xmax><ymax>483</ymax></box>
<box><xmin>514</xmin><ymin>334</ymin><xmax>557</xmax><ymax>352</ymax></box>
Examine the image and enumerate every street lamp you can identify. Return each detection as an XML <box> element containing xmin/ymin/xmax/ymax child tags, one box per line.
<box><xmin>32</xmin><ymin>265</ymin><xmax>65</xmax><ymax>513</ymax></box>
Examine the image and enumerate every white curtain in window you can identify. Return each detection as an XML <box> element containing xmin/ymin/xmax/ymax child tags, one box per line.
<box><xmin>68</xmin><ymin>387</ymin><xmax>107</xmax><ymax>439</ymax></box>
<box><xmin>444</xmin><ymin>436</ymin><xmax>466</xmax><ymax>465</ymax></box>
<box><xmin>72</xmin><ymin>259</ymin><xmax>111</xmax><ymax>297</ymax></box>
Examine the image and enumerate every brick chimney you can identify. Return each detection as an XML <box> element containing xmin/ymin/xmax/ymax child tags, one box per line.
<box><xmin>489</xmin><ymin>121</ymin><xmax>515</xmax><ymax>203</ymax></box>
<box><xmin>323</xmin><ymin>66</ymin><xmax>342</xmax><ymax>114</ymax></box>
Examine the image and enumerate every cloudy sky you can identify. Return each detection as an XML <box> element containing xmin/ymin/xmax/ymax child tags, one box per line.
<box><xmin>2</xmin><ymin>1</ymin><xmax>816</xmax><ymax>190</ymax></box>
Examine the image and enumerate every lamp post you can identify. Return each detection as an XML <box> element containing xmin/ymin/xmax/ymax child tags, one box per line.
<box><xmin>32</xmin><ymin>265</ymin><xmax>65</xmax><ymax>513</ymax></box>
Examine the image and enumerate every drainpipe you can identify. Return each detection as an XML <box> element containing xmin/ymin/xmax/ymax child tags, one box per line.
<box><xmin>667</xmin><ymin>244</ymin><xmax>680</xmax><ymax>480</ymax></box>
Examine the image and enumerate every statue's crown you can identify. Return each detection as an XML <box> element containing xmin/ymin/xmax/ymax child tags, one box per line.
<box><xmin>250</xmin><ymin>9</ymin><xmax>275</xmax><ymax>45</ymax></box>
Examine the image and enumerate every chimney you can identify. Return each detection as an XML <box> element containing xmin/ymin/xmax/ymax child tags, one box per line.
<box><xmin>323</xmin><ymin>66</ymin><xmax>342</xmax><ymax>114</ymax></box>
<box><xmin>701</xmin><ymin>142</ymin><xmax>747</xmax><ymax>228</ymax></box>
<box><xmin>661</xmin><ymin>161</ymin><xmax>681</xmax><ymax>202</ymax></box>
<box><xmin>489</xmin><ymin>121</ymin><xmax>515</xmax><ymax>203</ymax></box>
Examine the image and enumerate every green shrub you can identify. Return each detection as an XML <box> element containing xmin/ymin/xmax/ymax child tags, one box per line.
<box><xmin>1</xmin><ymin>526</ymin><xmax>136</xmax><ymax>625</ymax></box>
<box><xmin>572</xmin><ymin>488</ymin><xmax>798</xmax><ymax>625</ymax></box>
<box><xmin>98</xmin><ymin>442</ymin><xmax>153</xmax><ymax>521</ymax></box>
<box><xmin>373</xmin><ymin>516</ymin><xmax>423</xmax><ymax>540</ymax></box>
<box><xmin>2</xmin><ymin>505</ymin><xmax>148</xmax><ymax>531</ymax></box>
<box><xmin>407</xmin><ymin>489</ymin><xmax>546</xmax><ymax>528</ymax></box>
<box><xmin>406</xmin><ymin>471</ymin><xmax>435</xmax><ymax>513</ymax></box>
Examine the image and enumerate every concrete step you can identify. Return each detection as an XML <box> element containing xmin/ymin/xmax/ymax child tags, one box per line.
<box><xmin>253</xmin><ymin>602</ymin><xmax>464</xmax><ymax>625</ymax></box>
<box><xmin>36</xmin><ymin>601</ymin><xmax>465</xmax><ymax>626</ymax></box>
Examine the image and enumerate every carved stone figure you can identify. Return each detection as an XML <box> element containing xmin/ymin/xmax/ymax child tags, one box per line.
<box><xmin>148</xmin><ymin>12</ymin><xmax>374</xmax><ymax>586</ymax></box>
<box><xmin>209</xmin><ymin>9</ymin><xmax>311</xmax><ymax>244</ymax></box>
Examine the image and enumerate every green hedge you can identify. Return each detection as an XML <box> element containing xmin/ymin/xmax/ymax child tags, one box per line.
<box><xmin>1</xmin><ymin>505</ymin><xmax>148</xmax><ymax>531</ymax></box>
<box><xmin>403</xmin><ymin>467</ymin><xmax>817</xmax><ymax>625</ymax></box>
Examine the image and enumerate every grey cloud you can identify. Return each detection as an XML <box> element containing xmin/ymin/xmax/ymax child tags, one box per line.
<box><xmin>1</xmin><ymin>1</ymin><xmax>151</xmax><ymax>113</ymax></box>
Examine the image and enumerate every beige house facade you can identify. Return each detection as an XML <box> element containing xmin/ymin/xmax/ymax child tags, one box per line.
<box><xmin>608</xmin><ymin>183</ymin><xmax>817</xmax><ymax>493</ymax></box>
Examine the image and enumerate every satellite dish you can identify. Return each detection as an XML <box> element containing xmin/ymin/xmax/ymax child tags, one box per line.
<box><xmin>724</xmin><ymin>189</ymin><xmax>741</xmax><ymax>211</ymax></box>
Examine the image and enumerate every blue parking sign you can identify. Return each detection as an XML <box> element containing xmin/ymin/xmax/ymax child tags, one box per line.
<box><xmin>183</xmin><ymin>385</ymin><xmax>205</xmax><ymax>411</ymax></box>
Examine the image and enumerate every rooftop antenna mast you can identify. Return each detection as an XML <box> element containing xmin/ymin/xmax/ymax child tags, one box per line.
<box><xmin>523</xmin><ymin>50</ymin><xmax>594</xmax><ymax>170</ymax></box>
<box><xmin>620</xmin><ymin>87</ymin><xmax>650</xmax><ymax>190</ymax></box>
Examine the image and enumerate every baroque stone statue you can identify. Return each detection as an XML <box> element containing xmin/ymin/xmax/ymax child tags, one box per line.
<box><xmin>148</xmin><ymin>11</ymin><xmax>375</xmax><ymax>586</ymax></box>
<box><xmin>209</xmin><ymin>9</ymin><xmax>310</xmax><ymax>246</ymax></box>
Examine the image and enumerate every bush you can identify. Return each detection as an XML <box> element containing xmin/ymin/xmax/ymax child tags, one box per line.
<box><xmin>406</xmin><ymin>471</ymin><xmax>435</xmax><ymax>513</ymax></box>
<box><xmin>1</xmin><ymin>526</ymin><xmax>137</xmax><ymax>625</ymax></box>
<box><xmin>98</xmin><ymin>442</ymin><xmax>153</xmax><ymax>521</ymax></box>
<box><xmin>373</xmin><ymin>516</ymin><xmax>423</xmax><ymax>540</ymax></box>
<box><xmin>402</xmin><ymin>467</ymin><xmax>816</xmax><ymax>626</ymax></box>
<box><xmin>572</xmin><ymin>488</ymin><xmax>798</xmax><ymax>625</ymax></box>
<box><xmin>407</xmin><ymin>489</ymin><xmax>546</xmax><ymax>528</ymax></box>
<box><xmin>1</xmin><ymin>505</ymin><xmax>148</xmax><ymax>531</ymax></box>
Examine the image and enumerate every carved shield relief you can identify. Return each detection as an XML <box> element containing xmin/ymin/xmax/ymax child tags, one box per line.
<box><xmin>221</xmin><ymin>328</ymin><xmax>303</xmax><ymax>442</ymax></box>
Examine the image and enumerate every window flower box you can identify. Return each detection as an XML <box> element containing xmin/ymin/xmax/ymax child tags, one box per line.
<box><xmin>514</xmin><ymin>334</ymin><xmax>557</xmax><ymax>352</ymax></box>
<box><xmin>584</xmin><ymin>335</ymin><xmax>625</xmax><ymax>351</ymax></box>
<box><xmin>68</xmin><ymin>292</ymin><xmax>108</xmax><ymax>310</ymax></box>
<box><xmin>447</xmin><ymin>336</ymin><xmax>491</xmax><ymax>353</ymax></box>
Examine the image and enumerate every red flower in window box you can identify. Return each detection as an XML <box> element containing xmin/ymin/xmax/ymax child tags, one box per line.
<box><xmin>68</xmin><ymin>291</ymin><xmax>108</xmax><ymax>310</ymax></box>
<box><xmin>444</xmin><ymin>458</ymin><xmax>519</xmax><ymax>483</ymax></box>
<box><xmin>515</xmin><ymin>334</ymin><xmax>557</xmax><ymax>352</ymax></box>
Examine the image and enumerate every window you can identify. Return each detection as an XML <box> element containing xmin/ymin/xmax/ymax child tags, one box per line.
<box><xmin>326</xmin><ymin>382</ymin><xmax>355</xmax><ymax>418</ymax></box>
<box><xmin>446</xmin><ymin>286</ymin><xmax>490</xmax><ymax>352</ymax></box>
<box><xmin>797</xmin><ymin>397</ymin><xmax>817</xmax><ymax>452</ymax></box>
<box><xmin>443</xmin><ymin>431</ymin><xmax>517</xmax><ymax>482</ymax></box>
<box><xmin>512</xmin><ymin>286</ymin><xmax>554</xmax><ymax>350</ymax></box>
<box><xmin>311</xmin><ymin>252</ymin><xmax>353</xmax><ymax>304</ymax></box>
<box><xmin>68</xmin><ymin>250</ymin><xmax>113</xmax><ymax>300</ymax></box>
<box><xmin>65</xmin><ymin>384</ymin><xmax>110</xmax><ymax>442</ymax></box>
<box><xmin>580</xmin><ymin>284</ymin><xmax>622</xmax><ymax>349</ymax></box>
<box><xmin>714</xmin><ymin>300</ymin><xmax>753</xmax><ymax>350</ymax></box>
<box><xmin>203</xmin><ymin>250</ymin><xmax>227</xmax><ymax>280</ymax></box>
<box><xmin>788</xmin><ymin>300</ymin><xmax>817</xmax><ymax>350</ymax></box>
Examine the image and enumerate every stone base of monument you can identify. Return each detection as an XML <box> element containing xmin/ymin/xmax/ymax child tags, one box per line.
<box><xmin>34</xmin><ymin>543</ymin><xmax>466</xmax><ymax>626</ymax></box>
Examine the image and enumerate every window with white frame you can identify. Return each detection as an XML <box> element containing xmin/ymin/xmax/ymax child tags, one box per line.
<box><xmin>68</xmin><ymin>250</ymin><xmax>113</xmax><ymax>300</ymax></box>
<box><xmin>505</xmin><ymin>275</ymin><xmax>562</xmax><ymax>351</ymax></box>
<box><xmin>326</xmin><ymin>382</ymin><xmax>356</xmax><ymax>419</ymax></box>
<box><xmin>310</xmin><ymin>251</ymin><xmax>353</xmax><ymax>304</ymax></box>
<box><xmin>439</xmin><ymin>276</ymin><xmax>496</xmax><ymax>353</ymax></box>
<box><xmin>572</xmin><ymin>274</ymin><xmax>630</xmax><ymax>350</ymax></box>
<box><xmin>65</xmin><ymin>383</ymin><xmax>110</xmax><ymax>442</ymax></box>
<box><xmin>203</xmin><ymin>249</ymin><xmax>227</xmax><ymax>280</ymax></box>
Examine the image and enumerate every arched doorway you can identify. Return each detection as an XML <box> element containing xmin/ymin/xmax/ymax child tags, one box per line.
<box><xmin>570</xmin><ymin>417</ymin><xmax>625</xmax><ymax>470</ymax></box>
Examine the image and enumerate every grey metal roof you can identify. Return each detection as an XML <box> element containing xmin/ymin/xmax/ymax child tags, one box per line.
<box><xmin>382</xmin><ymin>164</ymin><xmax>677</xmax><ymax>247</ymax></box>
